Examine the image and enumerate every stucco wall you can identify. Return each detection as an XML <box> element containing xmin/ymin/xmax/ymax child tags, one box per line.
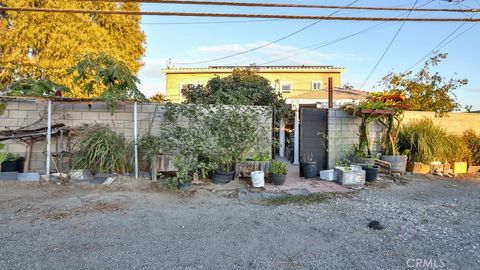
<box><xmin>0</xmin><ymin>100</ymin><xmax>272</xmax><ymax>173</ymax></box>
<box><xmin>327</xmin><ymin>109</ymin><xmax>480</xmax><ymax>168</ymax></box>
<box><xmin>165</xmin><ymin>70</ymin><xmax>342</xmax><ymax>102</ymax></box>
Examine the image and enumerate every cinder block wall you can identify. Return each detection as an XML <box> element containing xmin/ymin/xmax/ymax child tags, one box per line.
<box><xmin>402</xmin><ymin>111</ymin><xmax>480</xmax><ymax>135</ymax></box>
<box><xmin>0</xmin><ymin>100</ymin><xmax>272</xmax><ymax>173</ymax></box>
<box><xmin>327</xmin><ymin>109</ymin><xmax>480</xmax><ymax>168</ymax></box>
<box><xmin>327</xmin><ymin>109</ymin><xmax>383</xmax><ymax>168</ymax></box>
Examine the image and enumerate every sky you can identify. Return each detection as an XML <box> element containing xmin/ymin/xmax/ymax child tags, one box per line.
<box><xmin>136</xmin><ymin>0</ymin><xmax>480</xmax><ymax>110</ymax></box>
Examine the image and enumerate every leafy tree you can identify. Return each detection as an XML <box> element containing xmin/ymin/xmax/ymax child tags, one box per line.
<box><xmin>68</xmin><ymin>53</ymin><xmax>146</xmax><ymax>112</ymax></box>
<box><xmin>381</xmin><ymin>53</ymin><xmax>468</xmax><ymax>116</ymax></box>
<box><xmin>2</xmin><ymin>78</ymin><xmax>69</xmax><ymax>97</ymax></box>
<box><xmin>0</xmin><ymin>0</ymin><xmax>145</xmax><ymax>96</ymax></box>
<box><xmin>182</xmin><ymin>68</ymin><xmax>289</xmax><ymax>120</ymax></box>
<box><xmin>150</xmin><ymin>92</ymin><xmax>168</xmax><ymax>103</ymax></box>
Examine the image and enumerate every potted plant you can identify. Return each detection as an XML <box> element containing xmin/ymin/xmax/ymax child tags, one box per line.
<box><xmin>235</xmin><ymin>152</ymin><xmax>271</xmax><ymax>180</ymax></box>
<box><xmin>334</xmin><ymin>158</ymin><xmax>365</xmax><ymax>185</ymax></box>
<box><xmin>212</xmin><ymin>154</ymin><xmax>236</xmax><ymax>184</ymax></box>
<box><xmin>361</xmin><ymin>165</ymin><xmax>380</xmax><ymax>182</ymax></box>
<box><xmin>271</xmin><ymin>160</ymin><xmax>288</xmax><ymax>185</ymax></box>
<box><xmin>0</xmin><ymin>144</ymin><xmax>24</xmax><ymax>173</ymax></box>
<box><xmin>301</xmin><ymin>152</ymin><xmax>317</xmax><ymax>178</ymax></box>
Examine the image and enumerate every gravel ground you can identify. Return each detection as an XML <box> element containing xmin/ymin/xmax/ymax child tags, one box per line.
<box><xmin>1</xmin><ymin>175</ymin><xmax>479</xmax><ymax>270</ymax></box>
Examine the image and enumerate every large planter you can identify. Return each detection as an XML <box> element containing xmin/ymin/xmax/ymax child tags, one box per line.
<box><xmin>351</xmin><ymin>157</ymin><xmax>376</xmax><ymax>166</ymax></box>
<box><xmin>361</xmin><ymin>165</ymin><xmax>380</xmax><ymax>182</ymax></box>
<box><xmin>334</xmin><ymin>166</ymin><xmax>365</xmax><ymax>186</ymax></box>
<box><xmin>272</xmin><ymin>174</ymin><xmax>286</xmax><ymax>185</ymax></box>
<box><xmin>381</xmin><ymin>155</ymin><xmax>407</xmax><ymax>173</ymax></box>
<box><xmin>235</xmin><ymin>160</ymin><xmax>271</xmax><ymax>179</ymax></box>
<box><xmin>213</xmin><ymin>169</ymin><xmax>234</xmax><ymax>184</ymax></box>
<box><xmin>302</xmin><ymin>162</ymin><xmax>317</xmax><ymax>178</ymax></box>
<box><xmin>1</xmin><ymin>157</ymin><xmax>25</xmax><ymax>173</ymax></box>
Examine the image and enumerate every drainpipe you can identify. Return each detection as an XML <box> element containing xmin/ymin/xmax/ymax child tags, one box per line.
<box><xmin>134</xmin><ymin>101</ymin><xmax>139</xmax><ymax>179</ymax></box>
<box><xmin>46</xmin><ymin>99</ymin><xmax>52</xmax><ymax>178</ymax></box>
<box><xmin>279</xmin><ymin>119</ymin><xmax>285</xmax><ymax>157</ymax></box>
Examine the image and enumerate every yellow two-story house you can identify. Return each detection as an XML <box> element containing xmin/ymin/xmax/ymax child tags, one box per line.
<box><xmin>162</xmin><ymin>65</ymin><xmax>363</xmax><ymax>104</ymax></box>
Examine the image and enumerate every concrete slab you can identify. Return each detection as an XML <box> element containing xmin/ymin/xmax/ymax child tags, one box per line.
<box><xmin>18</xmin><ymin>172</ymin><xmax>40</xmax><ymax>182</ymax></box>
<box><xmin>0</xmin><ymin>172</ymin><xmax>18</xmax><ymax>181</ymax></box>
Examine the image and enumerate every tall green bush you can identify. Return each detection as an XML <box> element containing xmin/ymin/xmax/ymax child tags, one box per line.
<box><xmin>463</xmin><ymin>129</ymin><xmax>480</xmax><ymax>166</ymax></box>
<box><xmin>73</xmin><ymin>124</ymin><xmax>132</xmax><ymax>174</ymax></box>
<box><xmin>398</xmin><ymin>118</ymin><xmax>469</xmax><ymax>164</ymax></box>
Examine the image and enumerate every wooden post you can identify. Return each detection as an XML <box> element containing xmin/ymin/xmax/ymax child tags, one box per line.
<box><xmin>328</xmin><ymin>77</ymin><xmax>333</xmax><ymax>108</ymax></box>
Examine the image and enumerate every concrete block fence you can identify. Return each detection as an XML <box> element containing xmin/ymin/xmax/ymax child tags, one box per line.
<box><xmin>0</xmin><ymin>99</ymin><xmax>272</xmax><ymax>173</ymax></box>
<box><xmin>326</xmin><ymin>109</ymin><xmax>480</xmax><ymax>168</ymax></box>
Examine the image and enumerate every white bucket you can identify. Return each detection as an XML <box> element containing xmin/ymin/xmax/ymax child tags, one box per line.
<box><xmin>250</xmin><ymin>171</ymin><xmax>265</xmax><ymax>187</ymax></box>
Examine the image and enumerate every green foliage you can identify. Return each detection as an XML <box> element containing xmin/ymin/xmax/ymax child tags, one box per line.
<box><xmin>0</xmin><ymin>101</ymin><xmax>5</xmax><ymax>115</ymax></box>
<box><xmin>138</xmin><ymin>134</ymin><xmax>173</xmax><ymax>170</ymax></box>
<box><xmin>271</xmin><ymin>160</ymin><xmax>288</xmax><ymax>175</ymax></box>
<box><xmin>182</xmin><ymin>68</ymin><xmax>289</xmax><ymax>121</ymax></box>
<box><xmin>68</xmin><ymin>53</ymin><xmax>146</xmax><ymax>113</ymax></box>
<box><xmin>159</xmin><ymin>104</ymin><xmax>270</xmax><ymax>188</ymax></box>
<box><xmin>3</xmin><ymin>78</ymin><xmax>70</xmax><ymax>97</ymax></box>
<box><xmin>463</xmin><ymin>129</ymin><xmax>480</xmax><ymax>166</ymax></box>
<box><xmin>381</xmin><ymin>52</ymin><xmax>468</xmax><ymax>116</ymax></box>
<box><xmin>0</xmin><ymin>143</ymin><xmax>18</xmax><ymax>164</ymax></box>
<box><xmin>73</xmin><ymin>124</ymin><xmax>132</xmax><ymax>174</ymax></box>
<box><xmin>398</xmin><ymin>119</ymin><xmax>469</xmax><ymax>163</ymax></box>
<box><xmin>248</xmin><ymin>153</ymin><xmax>271</xmax><ymax>161</ymax></box>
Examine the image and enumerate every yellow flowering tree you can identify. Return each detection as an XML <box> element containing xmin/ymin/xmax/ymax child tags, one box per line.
<box><xmin>0</xmin><ymin>0</ymin><xmax>145</xmax><ymax>97</ymax></box>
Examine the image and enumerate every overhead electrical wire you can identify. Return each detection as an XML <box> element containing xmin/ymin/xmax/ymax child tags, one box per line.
<box><xmin>2</xmin><ymin>7</ymin><xmax>480</xmax><ymax>22</ymax></box>
<box><xmin>76</xmin><ymin>0</ymin><xmax>480</xmax><ymax>13</ymax></box>
<box><xmin>140</xmin><ymin>1</ymin><xmax>428</xmax><ymax>26</ymax></box>
<box><xmin>359</xmin><ymin>0</ymin><xmax>419</xmax><ymax>90</ymax></box>
<box><xmin>173</xmin><ymin>0</ymin><xmax>359</xmax><ymax>65</ymax></box>
<box><xmin>141</xmin><ymin>18</ymin><xmax>280</xmax><ymax>24</ymax></box>
<box><xmin>255</xmin><ymin>0</ymin><xmax>435</xmax><ymax>66</ymax></box>
<box><xmin>405</xmin><ymin>14</ymin><xmax>478</xmax><ymax>71</ymax></box>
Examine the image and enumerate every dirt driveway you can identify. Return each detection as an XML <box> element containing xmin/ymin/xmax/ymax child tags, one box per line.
<box><xmin>1</xmin><ymin>175</ymin><xmax>479</xmax><ymax>270</ymax></box>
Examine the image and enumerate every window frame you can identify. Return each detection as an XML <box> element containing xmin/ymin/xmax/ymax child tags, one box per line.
<box><xmin>280</xmin><ymin>81</ymin><xmax>292</xmax><ymax>93</ymax></box>
<box><xmin>311</xmin><ymin>80</ymin><xmax>323</xmax><ymax>91</ymax></box>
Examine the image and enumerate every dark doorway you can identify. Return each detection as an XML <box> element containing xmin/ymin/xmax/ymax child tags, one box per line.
<box><xmin>300</xmin><ymin>108</ymin><xmax>328</xmax><ymax>172</ymax></box>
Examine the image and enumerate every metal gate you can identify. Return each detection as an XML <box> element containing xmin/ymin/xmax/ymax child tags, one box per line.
<box><xmin>300</xmin><ymin>108</ymin><xmax>328</xmax><ymax>171</ymax></box>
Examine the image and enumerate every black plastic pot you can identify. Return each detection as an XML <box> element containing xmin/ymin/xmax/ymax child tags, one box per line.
<box><xmin>302</xmin><ymin>162</ymin><xmax>317</xmax><ymax>178</ymax></box>
<box><xmin>1</xmin><ymin>157</ymin><xmax>25</xmax><ymax>173</ymax></box>
<box><xmin>272</xmin><ymin>174</ymin><xmax>286</xmax><ymax>185</ymax></box>
<box><xmin>213</xmin><ymin>169</ymin><xmax>234</xmax><ymax>184</ymax></box>
<box><xmin>362</xmin><ymin>165</ymin><xmax>380</xmax><ymax>182</ymax></box>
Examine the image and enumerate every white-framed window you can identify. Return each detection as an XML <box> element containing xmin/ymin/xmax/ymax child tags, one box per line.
<box><xmin>280</xmin><ymin>82</ymin><xmax>292</xmax><ymax>93</ymax></box>
<box><xmin>311</xmin><ymin>80</ymin><xmax>323</xmax><ymax>90</ymax></box>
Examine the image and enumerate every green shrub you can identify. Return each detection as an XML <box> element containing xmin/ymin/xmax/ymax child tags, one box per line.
<box><xmin>398</xmin><ymin>118</ymin><xmax>469</xmax><ymax>163</ymax></box>
<box><xmin>271</xmin><ymin>160</ymin><xmax>288</xmax><ymax>175</ymax></box>
<box><xmin>463</xmin><ymin>129</ymin><xmax>480</xmax><ymax>165</ymax></box>
<box><xmin>73</xmin><ymin>124</ymin><xmax>132</xmax><ymax>174</ymax></box>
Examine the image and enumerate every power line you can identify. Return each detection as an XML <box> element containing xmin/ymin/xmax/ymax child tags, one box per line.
<box><xmin>77</xmin><ymin>0</ymin><xmax>480</xmax><ymax>13</ymax></box>
<box><xmin>405</xmin><ymin>13</ymin><xmax>478</xmax><ymax>71</ymax></box>
<box><xmin>257</xmin><ymin>0</ymin><xmax>435</xmax><ymax>66</ymax></box>
<box><xmin>359</xmin><ymin>0</ymin><xmax>419</xmax><ymax>90</ymax></box>
<box><xmin>140</xmin><ymin>1</ymin><xmax>427</xmax><ymax>25</ymax></box>
<box><xmin>173</xmin><ymin>0</ymin><xmax>359</xmax><ymax>65</ymax></box>
<box><xmin>2</xmin><ymin>7</ymin><xmax>480</xmax><ymax>22</ymax></box>
<box><xmin>141</xmin><ymin>18</ymin><xmax>281</xmax><ymax>25</ymax></box>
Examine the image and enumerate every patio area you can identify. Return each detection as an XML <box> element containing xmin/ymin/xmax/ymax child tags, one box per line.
<box><xmin>263</xmin><ymin>158</ymin><xmax>352</xmax><ymax>194</ymax></box>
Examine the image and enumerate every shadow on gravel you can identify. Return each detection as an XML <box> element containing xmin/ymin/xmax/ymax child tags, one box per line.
<box><xmin>262</xmin><ymin>192</ymin><xmax>351</xmax><ymax>206</ymax></box>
